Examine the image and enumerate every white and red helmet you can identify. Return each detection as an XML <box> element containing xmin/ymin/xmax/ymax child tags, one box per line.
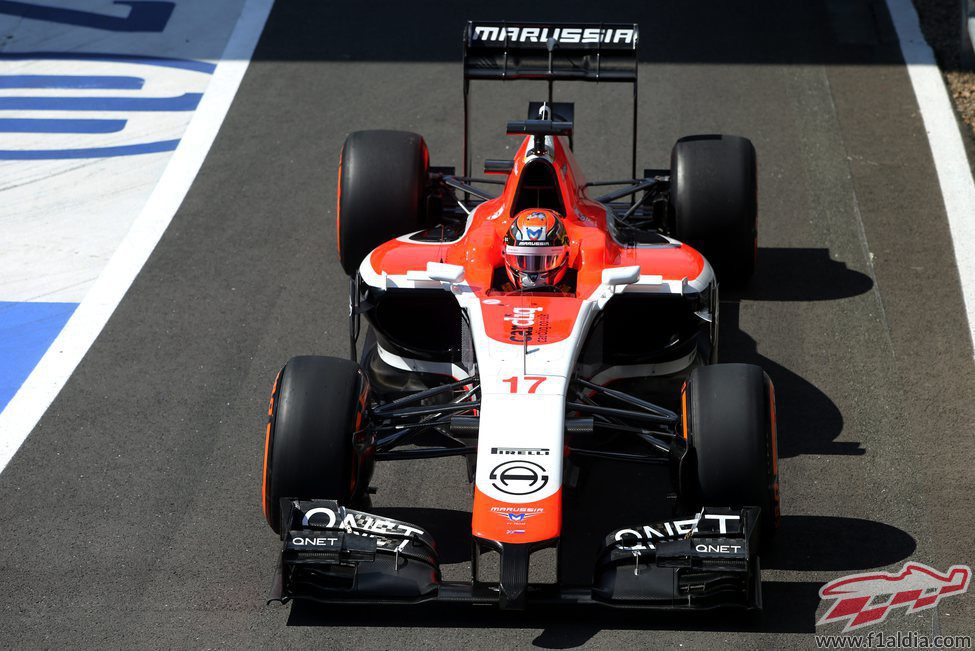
<box><xmin>503</xmin><ymin>208</ymin><xmax>570</xmax><ymax>288</ymax></box>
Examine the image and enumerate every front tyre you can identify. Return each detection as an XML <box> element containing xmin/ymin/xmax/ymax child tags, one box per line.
<box><xmin>683</xmin><ymin>363</ymin><xmax>779</xmax><ymax>543</ymax></box>
<box><xmin>262</xmin><ymin>356</ymin><xmax>369</xmax><ymax>534</ymax></box>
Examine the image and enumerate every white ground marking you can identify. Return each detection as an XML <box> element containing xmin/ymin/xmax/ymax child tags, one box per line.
<box><xmin>886</xmin><ymin>0</ymin><xmax>975</xmax><ymax>357</ymax></box>
<box><xmin>0</xmin><ymin>0</ymin><xmax>275</xmax><ymax>474</ymax></box>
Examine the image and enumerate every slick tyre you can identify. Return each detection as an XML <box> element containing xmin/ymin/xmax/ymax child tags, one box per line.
<box><xmin>670</xmin><ymin>134</ymin><xmax>757</xmax><ymax>286</ymax></box>
<box><xmin>337</xmin><ymin>130</ymin><xmax>429</xmax><ymax>276</ymax></box>
<box><xmin>684</xmin><ymin>363</ymin><xmax>779</xmax><ymax>543</ymax></box>
<box><xmin>262</xmin><ymin>356</ymin><xmax>368</xmax><ymax>534</ymax></box>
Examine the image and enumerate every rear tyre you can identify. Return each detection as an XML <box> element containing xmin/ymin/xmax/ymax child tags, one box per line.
<box><xmin>262</xmin><ymin>356</ymin><xmax>368</xmax><ymax>534</ymax></box>
<box><xmin>684</xmin><ymin>363</ymin><xmax>779</xmax><ymax>543</ymax></box>
<box><xmin>670</xmin><ymin>134</ymin><xmax>757</xmax><ymax>286</ymax></box>
<box><xmin>337</xmin><ymin>130</ymin><xmax>429</xmax><ymax>276</ymax></box>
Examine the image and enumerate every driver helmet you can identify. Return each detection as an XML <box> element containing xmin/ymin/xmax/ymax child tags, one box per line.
<box><xmin>503</xmin><ymin>208</ymin><xmax>570</xmax><ymax>289</ymax></box>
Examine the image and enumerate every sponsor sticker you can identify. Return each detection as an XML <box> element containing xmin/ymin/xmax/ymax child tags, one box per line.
<box><xmin>471</xmin><ymin>25</ymin><xmax>637</xmax><ymax>46</ymax></box>
<box><xmin>490</xmin><ymin>506</ymin><xmax>544</xmax><ymax>514</ymax></box>
<box><xmin>495</xmin><ymin>511</ymin><xmax>541</xmax><ymax>523</ymax></box>
<box><xmin>612</xmin><ymin>513</ymin><xmax>742</xmax><ymax>551</ymax></box>
<box><xmin>489</xmin><ymin>459</ymin><xmax>549</xmax><ymax>496</ymax></box>
<box><xmin>491</xmin><ymin>447</ymin><xmax>550</xmax><ymax>456</ymax></box>
<box><xmin>504</xmin><ymin>306</ymin><xmax>549</xmax><ymax>344</ymax></box>
<box><xmin>299</xmin><ymin>503</ymin><xmax>425</xmax><ymax>552</ymax></box>
<box><xmin>290</xmin><ymin>536</ymin><xmax>339</xmax><ymax>547</ymax></box>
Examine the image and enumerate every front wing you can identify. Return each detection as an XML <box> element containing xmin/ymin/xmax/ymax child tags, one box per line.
<box><xmin>268</xmin><ymin>500</ymin><xmax>762</xmax><ymax>610</ymax></box>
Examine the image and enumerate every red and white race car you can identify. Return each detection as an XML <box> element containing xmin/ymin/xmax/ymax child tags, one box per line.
<box><xmin>262</xmin><ymin>21</ymin><xmax>779</xmax><ymax>611</ymax></box>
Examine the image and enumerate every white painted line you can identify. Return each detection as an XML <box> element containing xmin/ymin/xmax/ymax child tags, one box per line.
<box><xmin>886</xmin><ymin>0</ymin><xmax>975</xmax><ymax>357</ymax></box>
<box><xmin>0</xmin><ymin>0</ymin><xmax>275</xmax><ymax>474</ymax></box>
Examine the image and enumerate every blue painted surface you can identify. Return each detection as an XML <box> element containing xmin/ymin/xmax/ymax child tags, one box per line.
<box><xmin>0</xmin><ymin>118</ymin><xmax>127</xmax><ymax>133</ymax></box>
<box><xmin>0</xmin><ymin>93</ymin><xmax>202</xmax><ymax>111</ymax></box>
<box><xmin>0</xmin><ymin>1</ymin><xmax>174</xmax><ymax>32</ymax></box>
<box><xmin>0</xmin><ymin>52</ymin><xmax>217</xmax><ymax>74</ymax></box>
<box><xmin>0</xmin><ymin>54</ymin><xmax>213</xmax><ymax>159</ymax></box>
<box><xmin>0</xmin><ymin>301</ymin><xmax>78</xmax><ymax>412</ymax></box>
<box><xmin>0</xmin><ymin>75</ymin><xmax>144</xmax><ymax>89</ymax></box>
<box><xmin>0</xmin><ymin>138</ymin><xmax>180</xmax><ymax>159</ymax></box>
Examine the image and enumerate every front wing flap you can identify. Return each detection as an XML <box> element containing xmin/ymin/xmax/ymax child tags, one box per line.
<box><xmin>269</xmin><ymin>500</ymin><xmax>440</xmax><ymax>603</ymax></box>
<box><xmin>593</xmin><ymin>507</ymin><xmax>762</xmax><ymax>609</ymax></box>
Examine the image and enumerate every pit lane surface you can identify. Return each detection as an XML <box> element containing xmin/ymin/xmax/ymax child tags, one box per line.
<box><xmin>2</xmin><ymin>1</ymin><xmax>975</xmax><ymax>647</ymax></box>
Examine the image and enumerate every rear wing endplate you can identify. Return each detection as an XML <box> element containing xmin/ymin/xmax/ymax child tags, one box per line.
<box><xmin>462</xmin><ymin>21</ymin><xmax>641</xmax><ymax>179</ymax></box>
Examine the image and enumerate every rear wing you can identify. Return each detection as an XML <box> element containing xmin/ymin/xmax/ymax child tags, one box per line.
<box><xmin>462</xmin><ymin>21</ymin><xmax>640</xmax><ymax>178</ymax></box>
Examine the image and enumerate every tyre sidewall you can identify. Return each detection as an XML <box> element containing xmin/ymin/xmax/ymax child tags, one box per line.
<box><xmin>686</xmin><ymin>363</ymin><xmax>776</xmax><ymax>539</ymax></box>
<box><xmin>671</xmin><ymin>135</ymin><xmax>757</xmax><ymax>285</ymax></box>
<box><xmin>338</xmin><ymin>130</ymin><xmax>428</xmax><ymax>276</ymax></box>
<box><xmin>263</xmin><ymin>356</ymin><xmax>366</xmax><ymax>533</ymax></box>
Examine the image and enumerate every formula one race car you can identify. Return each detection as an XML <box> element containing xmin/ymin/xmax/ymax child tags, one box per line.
<box><xmin>262</xmin><ymin>21</ymin><xmax>780</xmax><ymax>611</ymax></box>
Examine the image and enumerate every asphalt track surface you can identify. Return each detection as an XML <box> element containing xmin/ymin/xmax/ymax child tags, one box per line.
<box><xmin>3</xmin><ymin>1</ymin><xmax>975</xmax><ymax>648</ymax></box>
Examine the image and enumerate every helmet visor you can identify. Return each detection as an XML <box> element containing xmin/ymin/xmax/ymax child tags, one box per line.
<box><xmin>504</xmin><ymin>245</ymin><xmax>568</xmax><ymax>274</ymax></box>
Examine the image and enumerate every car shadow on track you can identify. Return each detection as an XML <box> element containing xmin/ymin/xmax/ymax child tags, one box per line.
<box><xmin>721</xmin><ymin>247</ymin><xmax>874</xmax><ymax>457</ymax></box>
<box><xmin>733</xmin><ymin>247</ymin><xmax>875</xmax><ymax>303</ymax></box>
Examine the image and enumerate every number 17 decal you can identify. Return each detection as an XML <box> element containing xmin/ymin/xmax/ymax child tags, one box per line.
<box><xmin>502</xmin><ymin>376</ymin><xmax>547</xmax><ymax>394</ymax></box>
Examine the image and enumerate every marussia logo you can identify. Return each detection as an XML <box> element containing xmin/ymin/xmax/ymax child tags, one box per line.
<box><xmin>818</xmin><ymin>562</ymin><xmax>971</xmax><ymax>632</ymax></box>
<box><xmin>472</xmin><ymin>25</ymin><xmax>636</xmax><ymax>46</ymax></box>
<box><xmin>525</xmin><ymin>226</ymin><xmax>544</xmax><ymax>241</ymax></box>
<box><xmin>496</xmin><ymin>512</ymin><xmax>540</xmax><ymax>523</ymax></box>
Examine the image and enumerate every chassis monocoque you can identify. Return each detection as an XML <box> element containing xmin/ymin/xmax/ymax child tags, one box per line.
<box><xmin>261</xmin><ymin>21</ymin><xmax>780</xmax><ymax>611</ymax></box>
